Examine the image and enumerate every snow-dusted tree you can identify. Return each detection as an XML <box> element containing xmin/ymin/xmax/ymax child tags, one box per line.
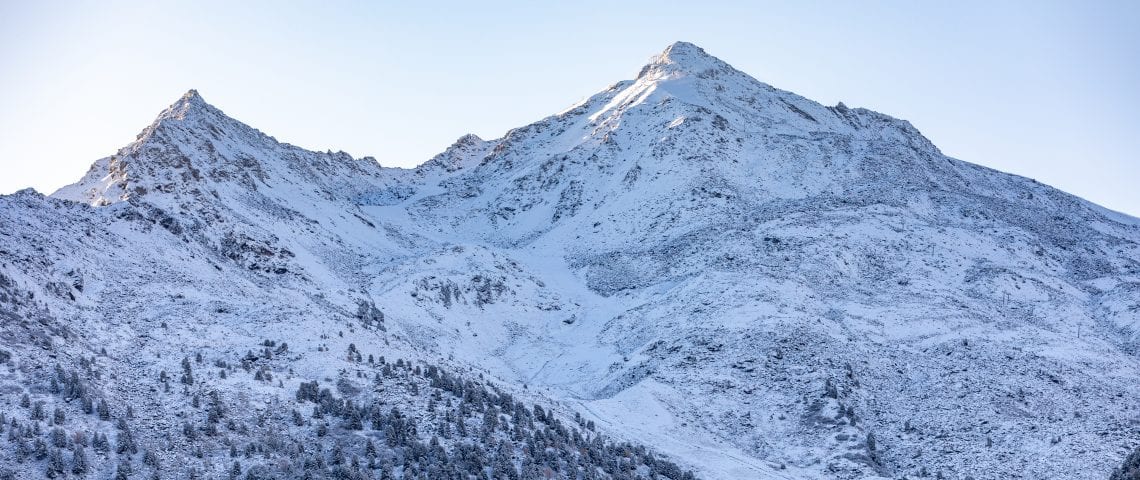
<box><xmin>181</xmin><ymin>356</ymin><xmax>195</xmax><ymax>385</ymax></box>
<box><xmin>114</xmin><ymin>458</ymin><xmax>132</xmax><ymax>480</ymax></box>
<box><xmin>1111</xmin><ymin>444</ymin><xmax>1140</xmax><ymax>480</ymax></box>
<box><xmin>71</xmin><ymin>444</ymin><xmax>88</xmax><ymax>474</ymax></box>
<box><xmin>45</xmin><ymin>447</ymin><xmax>65</xmax><ymax>478</ymax></box>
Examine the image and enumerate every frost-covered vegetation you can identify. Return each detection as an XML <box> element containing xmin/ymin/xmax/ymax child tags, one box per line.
<box><xmin>0</xmin><ymin>342</ymin><xmax>693</xmax><ymax>479</ymax></box>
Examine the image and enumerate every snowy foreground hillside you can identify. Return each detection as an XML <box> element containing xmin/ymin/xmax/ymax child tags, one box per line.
<box><xmin>2</xmin><ymin>42</ymin><xmax>1140</xmax><ymax>480</ymax></box>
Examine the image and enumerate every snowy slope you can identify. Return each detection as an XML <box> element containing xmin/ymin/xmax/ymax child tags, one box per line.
<box><xmin>2</xmin><ymin>42</ymin><xmax>1139</xmax><ymax>480</ymax></box>
<box><xmin>365</xmin><ymin>42</ymin><xmax>1140</xmax><ymax>479</ymax></box>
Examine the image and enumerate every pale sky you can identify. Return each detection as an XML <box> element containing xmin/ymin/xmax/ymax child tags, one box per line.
<box><xmin>2</xmin><ymin>1</ymin><xmax>1137</xmax><ymax>215</ymax></box>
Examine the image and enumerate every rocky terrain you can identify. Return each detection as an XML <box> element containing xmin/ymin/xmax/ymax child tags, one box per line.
<box><xmin>2</xmin><ymin>42</ymin><xmax>1139</xmax><ymax>479</ymax></box>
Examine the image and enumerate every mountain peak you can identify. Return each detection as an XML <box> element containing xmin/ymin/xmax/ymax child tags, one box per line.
<box><xmin>180</xmin><ymin>88</ymin><xmax>206</xmax><ymax>107</ymax></box>
<box><xmin>638</xmin><ymin>41</ymin><xmax>729</xmax><ymax>80</ymax></box>
<box><xmin>157</xmin><ymin>88</ymin><xmax>214</xmax><ymax>122</ymax></box>
<box><xmin>52</xmin><ymin>86</ymin><xmax>391</xmax><ymax>207</ymax></box>
<box><xmin>659</xmin><ymin>41</ymin><xmax>708</xmax><ymax>60</ymax></box>
<box><xmin>181</xmin><ymin>88</ymin><xmax>203</xmax><ymax>101</ymax></box>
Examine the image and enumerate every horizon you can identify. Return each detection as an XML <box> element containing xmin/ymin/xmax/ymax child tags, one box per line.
<box><xmin>2</xmin><ymin>1</ymin><xmax>1137</xmax><ymax>216</ymax></box>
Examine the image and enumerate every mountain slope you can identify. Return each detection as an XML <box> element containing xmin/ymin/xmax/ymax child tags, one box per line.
<box><xmin>0</xmin><ymin>92</ymin><xmax>694</xmax><ymax>480</ymax></box>
<box><xmin>1</xmin><ymin>42</ymin><xmax>1138</xmax><ymax>480</ymax></box>
<box><xmin>365</xmin><ymin>41</ymin><xmax>1140</xmax><ymax>479</ymax></box>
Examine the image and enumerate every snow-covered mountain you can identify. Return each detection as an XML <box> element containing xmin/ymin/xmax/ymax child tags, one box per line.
<box><xmin>2</xmin><ymin>41</ymin><xmax>1139</xmax><ymax>479</ymax></box>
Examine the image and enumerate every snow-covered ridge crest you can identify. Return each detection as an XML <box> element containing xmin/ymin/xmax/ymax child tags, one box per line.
<box><xmin>416</xmin><ymin>133</ymin><xmax>491</xmax><ymax>175</ymax></box>
<box><xmin>52</xmin><ymin>89</ymin><xmax>388</xmax><ymax>207</ymax></box>
<box><xmin>584</xmin><ymin>40</ymin><xmax>926</xmax><ymax>151</ymax></box>
<box><xmin>51</xmin><ymin>88</ymin><xmax>254</xmax><ymax>206</ymax></box>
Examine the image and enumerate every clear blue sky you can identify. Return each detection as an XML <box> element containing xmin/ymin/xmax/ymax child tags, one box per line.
<box><xmin>2</xmin><ymin>1</ymin><xmax>1137</xmax><ymax>215</ymax></box>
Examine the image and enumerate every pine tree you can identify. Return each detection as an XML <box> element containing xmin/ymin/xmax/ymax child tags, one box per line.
<box><xmin>144</xmin><ymin>449</ymin><xmax>161</xmax><ymax>470</ymax></box>
<box><xmin>46</xmin><ymin>447</ymin><xmax>65</xmax><ymax>478</ymax></box>
<box><xmin>93</xmin><ymin>432</ymin><xmax>110</xmax><ymax>453</ymax></box>
<box><xmin>33</xmin><ymin>438</ymin><xmax>48</xmax><ymax>460</ymax></box>
<box><xmin>72</xmin><ymin>445</ymin><xmax>88</xmax><ymax>475</ymax></box>
<box><xmin>50</xmin><ymin>427</ymin><xmax>67</xmax><ymax>448</ymax></box>
<box><xmin>116</xmin><ymin>427</ymin><xmax>136</xmax><ymax>454</ymax></box>
<box><xmin>1111</xmin><ymin>443</ymin><xmax>1140</xmax><ymax>480</ymax></box>
<box><xmin>181</xmin><ymin>356</ymin><xmax>194</xmax><ymax>385</ymax></box>
<box><xmin>115</xmin><ymin>458</ymin><xmax>132</xmax><ymax>480</ymax></box>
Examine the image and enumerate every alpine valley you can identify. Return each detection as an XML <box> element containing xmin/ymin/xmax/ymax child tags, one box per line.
<box><xmin>2</xmin><ymin>42</ymin><xmax>1139</xmax><ymax>480</ymax></box>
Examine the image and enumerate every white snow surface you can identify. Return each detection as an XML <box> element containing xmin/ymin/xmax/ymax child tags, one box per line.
<box><xmin>3</xmin><ymin>42</ymin><xmax>1140</xmax><ymax>479</ymax></box>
